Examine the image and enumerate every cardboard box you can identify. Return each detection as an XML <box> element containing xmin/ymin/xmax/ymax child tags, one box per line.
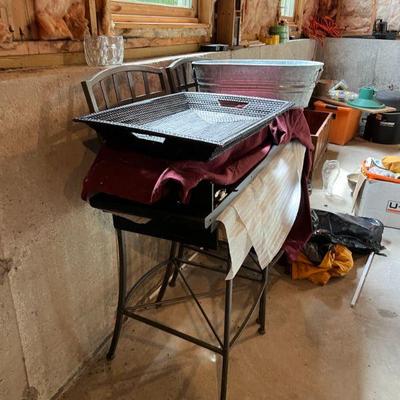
<box><xmin>354</xmin><ymin>176</ymin><xmax>400</xmax><ymax>229</ymax></box>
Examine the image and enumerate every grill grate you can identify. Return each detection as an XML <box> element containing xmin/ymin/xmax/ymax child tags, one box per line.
<box><xmin>76</xmin><ymin>92</ymin><xmax>293</xmax><ymax>159</ymax></box>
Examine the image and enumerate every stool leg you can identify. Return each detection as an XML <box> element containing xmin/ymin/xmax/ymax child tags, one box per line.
<box><xmin>258</xmin><ymin>268</ymin><xmax>268</xmax><ymax>335</ymax></box>
<box><xmin>155</xmin><ymin>241</ymin><xmax>177</xmax><ymax>303</ymax></box>
<box><xmin>169</xmin><ymin>243</ymin><xmax>183</xmax><ymax>287</ymax></box>
<box><xmin>107</xmin><ymin>228</ymin><xmax>127</xmax><ymax>360</ymax></box>
<box><xmin>220</xmin><ymin>278</ymin><xmax>233</xmax><ymax>400</ymax></box>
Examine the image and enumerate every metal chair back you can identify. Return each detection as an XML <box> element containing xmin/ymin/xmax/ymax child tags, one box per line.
<box><xmin>82</xmin><ymin>64</ymin><xmax>170</xmax><ymax>113</ymax></box>
<box><xmin>166</xmin><ymin>57</ymin><xmax>201</xmax><ymax>93</ymax></box>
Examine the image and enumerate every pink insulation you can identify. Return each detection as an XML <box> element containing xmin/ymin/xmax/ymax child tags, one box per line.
<box><xmin>0</xmin><ymin>21</ymin><xmax>12</xmax><ymax>45</ymax></box>
<box><xmin>337</xmin><ymin>0</ymin><xmax>375</xmax><ymax>34</ymax></box>
<box><xmin>315</xmin><ymin>0</ymin><xmax>400</xmax><ymax>35</ymax></box>
<box><xmin>35</xmin><ymin>0</ymin><xmax>88</xmax><ymax>40</ymax></box>
<box><xmin>240</xmin><ymin>0</ymin><xmax>280</xmax><ymax>41</ymax></box>
<box><xmin>376</xmin><ymin>0</ymin><xmax>400</xmax><ymax>31</ymax></box>
<box><xmin>302</xmin><ymin>0</ymin><xmax>320</xmax><ymax>30</ymax></box>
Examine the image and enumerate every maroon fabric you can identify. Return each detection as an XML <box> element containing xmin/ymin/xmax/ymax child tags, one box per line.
<box><xmin>81</xmin><ymin>108</ymin><xmax>314</xmax><ymax>260</ymax></box>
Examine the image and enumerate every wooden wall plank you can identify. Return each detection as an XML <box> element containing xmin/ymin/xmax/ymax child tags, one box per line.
<box><xmin>198</xmin><ymin>0</ymin><xmax>213</xmax><ymax>28</ymax></box>
<box><xmin>88</xmin><ymin>0</ymin><xmax>98</xmax><ymax>35</ymax></box>
<box><xmin>0</xmin><ymin>43</ymin><xmax>200</xmax><ymax>69</ymax></box>
<box><xmin>10</xmin><ymin>0</ymin><xmax>35</xmax><ymax>40</ymax></box>
<box><xmin>216</xmin><ymin>0</ymin><xmax>235</xmax><ymax>45</ymax></box>
<box><xmin>114</xmin><ymin>21</ymin><xmax>208</xmax><ymax>29</ymax></box>
<box><xmin>112</xmin><ymin>14</ymin><xmax>198</xmax><ymax>24</ymax></box>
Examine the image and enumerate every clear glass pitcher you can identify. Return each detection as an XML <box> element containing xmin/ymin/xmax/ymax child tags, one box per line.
<box><xmin>84</xmin><ymin>35</ymin><xmax>124</xmax><ymax>67</ymax></box>
<box><xmin>322</xmin><ymin>160</ymin><xmax>340</xmax><ymax>197</ymax></box>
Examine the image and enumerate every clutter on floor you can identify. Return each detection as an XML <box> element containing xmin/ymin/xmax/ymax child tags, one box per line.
<box><xmin>313</xmin><ymin>100</ymin><xmax>361</xmax><ymax>145</ymax></box>
<box><xmin>291</xmin><ymin>209</ymin><xmax>384</xmax><ymax>286</ymax></box>
<box><xmin>352</xmin><ymin>154</ymin><xmax>400</xmax><ymax>229</ymax></box>
<box><xmin>348</xmin><ymin>87</ymin><xmax>385</xmax><ymax>110</ymax></box>
<box><xmin>364</xmin><ymin>109</ymin><xmax>400</xmax><ymax>144</ymax></box>
<box><xmin>303</xmin><ymin>109</ymin><xmax>332</xmax><ymax>174</ymax></box>
<box><xmin>292</xmin><ymin>244</ymin><xmax>353</xmax><ymax>285</ymax></box>
<box><xmin>382</xmin><ymin>156</ymin><xmax>400</xmax><ymax>173</ymax></box>
<box><xmin>354</xmin><ymin>161</ymin><xmax>400</xmax><ymax>229</ymax></box>
<box><xmin>363</xmin><ymin>157</ymin><xmax>400</xmax><ymax>181</ymax></box>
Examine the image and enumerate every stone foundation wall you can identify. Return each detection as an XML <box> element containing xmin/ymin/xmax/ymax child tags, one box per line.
<box><xmin>317</xmin><ymin>38</ymin><xmax>400</xmax><ymax>91</ymax></box>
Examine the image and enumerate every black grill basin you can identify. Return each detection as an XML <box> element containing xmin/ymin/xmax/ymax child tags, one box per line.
<box><xmin>75</xmin><ymin>92</ymin><xmax>293</xmax><ymax>160</ymax></box>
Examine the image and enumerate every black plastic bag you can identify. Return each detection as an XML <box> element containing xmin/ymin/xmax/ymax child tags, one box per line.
<box><xmin>303</xmin><ymin>210</ymin><xmax>384</xmax><ymax>264</ymax></box>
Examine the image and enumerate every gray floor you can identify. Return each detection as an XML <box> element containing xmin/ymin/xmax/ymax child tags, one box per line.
<box><xmin>60</xmin><ymin>138</ymin><xmax>400</xmax><ymax>400</ymax></box>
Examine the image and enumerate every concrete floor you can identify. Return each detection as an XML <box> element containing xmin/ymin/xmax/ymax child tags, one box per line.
<box><xmin>60</xmin><ymin>138</ymin><xmax>400</xmax><ymax>400</ymax></box>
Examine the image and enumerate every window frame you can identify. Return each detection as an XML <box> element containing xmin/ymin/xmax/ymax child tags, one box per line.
<box><xmin>279</xmin><ymin>0</ymin><xmax>304</xmax><ymax>38</ymax></box>
<box><xmin>279</xmin><ymin>0</ymin><xmax>295</xmax><ymax>22</ymax></box>
<box><xmin>280</xmin><ymin>0</ymin><xmax>305</xmax><ymax>25</ymax></box>
<box><xmin>110</xmin><ymin>0</ymin><xmax>201</xmax><ymax>29</ymax></box>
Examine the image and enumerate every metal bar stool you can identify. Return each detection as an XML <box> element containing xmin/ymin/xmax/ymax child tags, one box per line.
<box><xmin>80</xmin><ymin>64</ymin><xmax>276</xmax><ymax>400</ymax></box>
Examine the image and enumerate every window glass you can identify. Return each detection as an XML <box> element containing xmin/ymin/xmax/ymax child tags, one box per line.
<box><xmin>280</xmin><ymin>0</ymin><xmax>295</xmax><ymax>18</ymax></box>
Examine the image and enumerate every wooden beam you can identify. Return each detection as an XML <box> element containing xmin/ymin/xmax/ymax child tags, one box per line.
<box><xmin>102</xmin><ymin>0</ymin><xmax>112</xmax><ymax>35</ymax></box>
<box><xmin>10</xmin><ymin>0</ymin><xmax>34</xmax><ymax>40</ymax></box>
<box><xmin>216</xmin><ymin>0</ymin><xmax>235</xmax><ymax>46</ymax></box>
<box><xmin>124</xmin><ymin>35</ymin><xmax>207</xmax><ymax>48</ymax></box>
<box><xmin>0</xmin><ymin>40</ymin><xmax>84</xmax><ymax>57</ymax></box>
<box><xmin>295</xmin><ymin>0</ymin><xmax>305</xmax><ymax>28</ymax></box>
<box><xmin>114</xmin><ymin>21</ymin><xmax>208</xmax><ymax>29</ymax></box>
<box><xmin>24</xmin><ymin>0</ymin><xmax>38</xmax><ymax>39</ymax></box>
<box><xmin>0</xmin><ymin>52</ymin><xmax>86</xmax><ymax>69</ymax></box>
<box><xmin>112</xmin><ymin>14</ymin><xmax>198</xmax><ymax>24</ymax></box>
<box><xmin>111</xmin><ymin>1</ymin><xmax>196</xmax><ymax>18</ymax></box>
<box><xmin>198</xmin><ymin>0</ymin><xmax>213</xmax><ymax>27</ymax></box>
<box><xmin>124</xmin><ymin>43</ymin><xmax>199</xmax><ymax>60</ymax></box>
<box><xmin>88</xmin><ymin>0</ymin><xmax>98</xmax><ymax>35</ymax></box>
<box><xmin>0</xmin><ymin>43</ymin><xmax>201</xmax><ymax>69</ymax></box>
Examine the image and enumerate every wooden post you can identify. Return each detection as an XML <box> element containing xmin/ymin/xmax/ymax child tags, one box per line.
<box><xmin>88</xmin><ymin>0</ymin><xmax>98</xmax><ymax>36</ymax></box>
<box><xmin>216</xmin><ymin>0</ymin><xmax>236</xmax><ymax>46</ymax></box>
<box><xmin>102</xmin><ymin>0</ymin><xmax>112</xmax><ymax>35</ymax></box>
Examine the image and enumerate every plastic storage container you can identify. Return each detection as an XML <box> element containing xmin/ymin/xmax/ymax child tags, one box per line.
<box><xmin>313</xmin><ymin>100</ymin><xmax>361</xmax><ymax>145</ymax></box>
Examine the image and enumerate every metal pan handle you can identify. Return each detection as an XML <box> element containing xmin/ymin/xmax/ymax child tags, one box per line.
<box><xmin>218</xmin><ymin>99</ymin><xmax>249</xmax><ymax>109</ymax></box>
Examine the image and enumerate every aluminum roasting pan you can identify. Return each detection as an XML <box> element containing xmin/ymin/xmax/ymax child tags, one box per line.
<box><xmin>193</xmin><ymin>59</ymin><xmax>324</xmax><ymax>108</ymax></box>
<box><xmin>75</xmin><ymin>92</ymin><xmax>293</xmax><ymax>160</ymax></box>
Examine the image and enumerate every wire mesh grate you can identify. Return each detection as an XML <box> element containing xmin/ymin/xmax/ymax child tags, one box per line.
<box><xmin>76</xmin><ymin>92</ymin><xmax>293</xmax><ymax>147</ymax></box>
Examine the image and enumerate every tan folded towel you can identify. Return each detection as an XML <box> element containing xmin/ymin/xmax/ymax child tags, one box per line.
<box><xmin>217</xmin><ymin>141</ymin><xmax>306</xmax><ymax>279</ymax></box>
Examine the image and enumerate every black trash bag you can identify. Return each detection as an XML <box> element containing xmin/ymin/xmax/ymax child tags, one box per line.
<box><xmin>303</xmin><ymin>209</ymin><xmax>384</xmax><ymax>264</ymax></box>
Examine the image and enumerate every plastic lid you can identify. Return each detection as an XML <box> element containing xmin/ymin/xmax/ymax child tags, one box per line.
<box><xmin>347</xmin><ymin>98</ymin><xmax>385</xmax><ymax>109</ymax></box>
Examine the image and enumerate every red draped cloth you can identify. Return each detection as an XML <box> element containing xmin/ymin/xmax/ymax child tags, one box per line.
<box><xmin>82</xmin><ymin>109</ymin><xmax>314</xmax><ymax>260</ymax></box>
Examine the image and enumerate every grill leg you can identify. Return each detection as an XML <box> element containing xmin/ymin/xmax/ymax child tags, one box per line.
<box><xmin>220</xmin><ymin>278</ymin><xmax>233</xmax><ymax>400</ymax></box>
<box><xmin>155</xmin><ymin>241</ymin><xmax>178</xmax><ymax>304</ymax></box>
<box><xmin>257</xmin><ymin>268</ymin><xmax>268</xmax><ymax>335</ymax></box>
<box><xmin>169</xmin><ymin>243</ymin><xmax>183</xmax><ymax>287</ymax></box>
<box><xmin>107</xmin><ymin>228</ymin><xmax>127</xmax><ymax>360</ymax></box>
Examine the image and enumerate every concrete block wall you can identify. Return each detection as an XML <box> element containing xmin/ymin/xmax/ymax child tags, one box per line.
<box><xmin>0</xmin><ymin>39</ymin><xmax>316</xmax><ymax>400</ymax></box>
<box><xmin>317</xmin><ymin>38</ymin><xmax>400</xmax><ymax>91</ymax></box>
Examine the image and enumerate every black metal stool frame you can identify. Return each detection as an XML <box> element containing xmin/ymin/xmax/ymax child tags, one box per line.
<box><xmin>106</xmin><ymin>215</ymin><xmax>282</xmax><ymax>400</ymax></box>
<box><xmin>80</xmin><ymin>61</ymin><xmax>283</xmax><ymax>399</ymax></box>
